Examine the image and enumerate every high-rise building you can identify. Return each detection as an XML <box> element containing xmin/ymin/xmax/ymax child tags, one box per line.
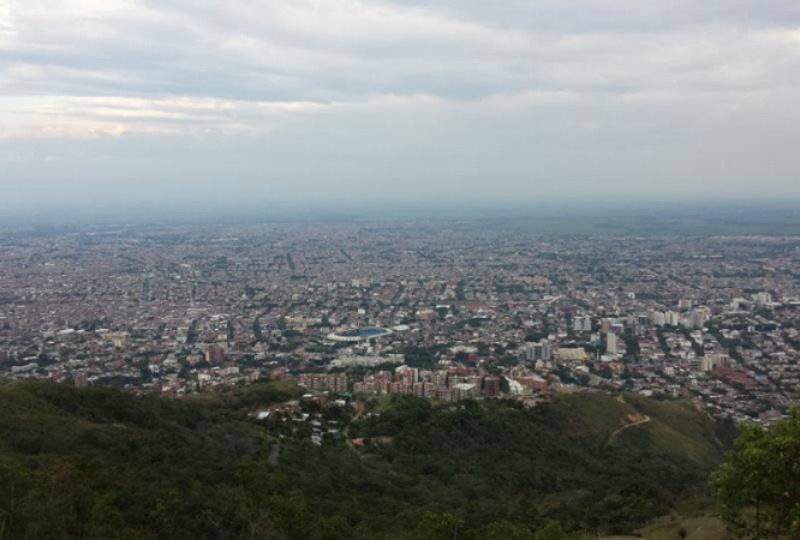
<box><xmin>665</xmin><ymin>311</ymin><xmax>680</xmax><ymax>326</ymax></box>
<box><xmin>298</xmin><ymin>373</ymin><xmax>348</xmax><ymax>393</ymax></box>
<box><xmin>754</xmin><ymin>292</ymin><xmax>772</xmax><ymax>304</ymax></box>
<box><xmin>453</xmin><ymin>383</ymin><xmax>476</xmax><ymax>401</ymax></box>
<box><xmin>606</xmin><ymin>332</ymin><xmax>617</xmax><ymax>355</ymax></box>
<box><xmin>395</xmin><ymin>365</ymin><xmax>419</xmax><ymax>384</ymax></box>
<box><xmin>532</xmin><ymin>341</ymin><xmax>552</xmax><ymax>362</ymax></box>
<box><xmin>483</xmin><ymin>376</ymin><xmax>501</xmax><ymax>397</ymax></box>
<box><xmin>205</xmin><ymin>345</ymin><xmax>226</xmax><ymax>365</ymax></box>
<box><xmin>600</xmin><ymin>319</ymin><xmax>611</xmax><ymax>333</ymax></box>
<box><xmin>521</xmin><ymin>345</ymin><xmax>534</xmax><ymax>362</ymax></box>
<box><xmin>467</xmin><ymin>375</ymin><xmax>483</xmax><ymax>396</ymax></box>
<box><xmin>700</xmin><ymin>354</ymin><xmax>731</xmax><ymax>372</ymax></box>
<box><xmin>573</xmin><ymin>316</ymin><xmax>591</xmax><ymax>332</ymax></box>
<box><xmin>690</xmin><ymin>310</ymin><xmax>705</xmax><ymax>329</ymax></box>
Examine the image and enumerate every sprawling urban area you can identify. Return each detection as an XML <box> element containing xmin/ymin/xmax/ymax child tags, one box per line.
<box><xmin>1</xmin><ymin>222</ymin><xmax>798</xmax><ymax>429</ymax></box>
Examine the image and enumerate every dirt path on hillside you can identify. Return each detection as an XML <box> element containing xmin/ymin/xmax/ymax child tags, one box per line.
<box><xmin>607</xmin><ymin>415</ymin><xmax>651</xmax><ymax>445</ymax></box>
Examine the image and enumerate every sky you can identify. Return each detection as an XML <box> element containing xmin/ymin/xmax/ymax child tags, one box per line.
<box><xmin>1</xmin><ymin>0</ymin><xmax>800</xmax><ymax>216</ymax></box>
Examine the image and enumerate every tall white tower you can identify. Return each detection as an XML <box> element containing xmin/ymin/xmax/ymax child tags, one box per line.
<box><xmin>606</xmin><ymin>332</ymin><xmax>617</xmax><ymax>355</ymax></box>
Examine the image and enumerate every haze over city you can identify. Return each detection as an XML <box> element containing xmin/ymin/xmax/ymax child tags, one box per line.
<box><xmin>2</xmin><ymin>0</ymin><xmax>800</xmax><ymax>218</ymax></box>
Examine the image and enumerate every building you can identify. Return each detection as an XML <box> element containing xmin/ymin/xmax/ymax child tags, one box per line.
<box><xmin>395</xmin><ymin>365</ymin><xmax>419</xmax><ymax>384</ymax></box>
<box><xmin>74</xmin><ymin>371</ymin><xmax>88</xmax><ymax>388</ymax></box>
<box><xmin>452</xmin><ymin>383</ymin><xmax>476</xmax><ymax>401</ymax></box>
<box><xmin>11</xmin><ymin>362</ymin><xmax>37</xmax><ymax>375</ymax></box>
<box><xmin>483</xmin><ymin>376</ymin><xmax>501</xmax><ymax>397</ymax></box>
<box><xmin>690</xmin><ymin>310</ymin><xmax>705</xmax><ymax>329</ymax></box>
<box><xmin>556</xmin><ymin>348</ymin><xmax>589</xmax><ymax>362</ymax></box>
<box><xmin>467</xmin><ymin>375</ymin><xmax>483</xmax><ymax>396</ymax></box>
<box><xmin>606</xmin><ymin>332</ymin><xmax>617</xmax><ymax>355</ymax></box>
<box><xmin>326</xmin><ymin>327</ymin><xmax>393</xmax><ymax>343</ymax></box>
<box><xmin>103</xmin><ymin>331</ymin><xmax>129</xmax><ymax>348</ymax></box>
<box><xmin>531</xmin><ymin>341</ymin><xmax>552</xmax><ymax>361</ymax></box>
<box><xmin>517</xmin><ymin>375</ymin><xmax>549</xmax><ymax>392</ymax></box>
<box><xmin>573</xmin><ymin>316</ymin><xmax>591</xmax><ymax>332</ymax></box>
<box><xmin>330</xmin><ymin>354</ymin><xmax>404</xmax><ymax>368</ymax></box>
<box><xmin>665</xmin><ymin>311</ymin><xmax>680</xmax><ymax>326</ymax></box>
<box><xmin>600</xmin><ymin>319</ymin><xmax>611</xmax><ymax>333</ymax></box>
<box><xmin>205</xmin><ymin>345</ymin><xmax>226</xmax><ymax>365</ymax></box>
<box><xmin>650</xmin><ymin>311</ymin><xmax>666</xmax><ymax>327</ymax></box>
<box><xmin>298</xmin><ymin>373</ymin><xmax>348</xmax><ymax>393</ymax></box>
<box><xmin>754</xmin><ymin>292</ymin><xmax>772</xmax><ymax>304</ymax></box>
<box><xmin>700</xmin><ymin>354</ymin><xmax>731</xmax><ymax>372</ymax></box>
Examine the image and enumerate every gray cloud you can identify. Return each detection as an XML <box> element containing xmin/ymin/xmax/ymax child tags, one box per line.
<box><xmin>1</xmin><ymin>0</ymin><xmax>800</xmax><ymax>211</ymax></box>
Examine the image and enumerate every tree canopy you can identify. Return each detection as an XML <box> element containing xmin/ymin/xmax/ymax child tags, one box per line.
<box><xmin>711</xmin><ymin>410</ymin><xmax>800</xmax><ymax>539</ymax></box>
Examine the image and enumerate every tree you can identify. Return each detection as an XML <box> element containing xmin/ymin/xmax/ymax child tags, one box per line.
<box><xmin>535</xmin><ymin>521</ymin><xmax>571</xmax><ymax>540</ymax></box>
<box><xmin>409</xmin><ymin>512</ymin><xmax>464</xmax><ymax>540</ymax></box>
<box><xmin>486</xmin><ymin>520</ymin><xmax>535</xmax><ymax>540</ymax></box>
<box><xmin>711</xmin><ymin>410</ymin><xmax>800</xmax><ymax>539</ymax></box>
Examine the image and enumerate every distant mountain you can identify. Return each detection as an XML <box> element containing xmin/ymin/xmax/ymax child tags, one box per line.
<box><xmin>0</xmin><ymin>381</ymin><xmax>735</xmax><ymax>539</ymax></box>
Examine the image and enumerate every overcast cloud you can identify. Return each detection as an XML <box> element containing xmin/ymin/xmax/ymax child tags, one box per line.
<box><xmin>2</xmin><ymin>0</ymin><xmax>800</xmax><ymax>212</ymax></box>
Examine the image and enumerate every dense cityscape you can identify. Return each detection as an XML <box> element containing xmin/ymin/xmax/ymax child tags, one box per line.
<box><xmin>1</xmin><ymin>222</ymin><xmax>798</xmax><ymax>429</ymax></box>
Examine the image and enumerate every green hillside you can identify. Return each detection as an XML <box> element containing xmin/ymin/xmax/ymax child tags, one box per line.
<box><xmin>0</xmin><ymin>381</ymin><xmax>734</xmax><ymax>539</ymax></box>
<box><xmin>349</xmin><ymin>392</ymin><xmax>734</xmax><ymax>535</ymax></box>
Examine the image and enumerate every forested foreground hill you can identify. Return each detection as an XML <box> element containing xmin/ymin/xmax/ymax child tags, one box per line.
<box><xmin>0</xmin><ymin>381</ymin><xmax>736</xmax><ymax>539</ymax></box>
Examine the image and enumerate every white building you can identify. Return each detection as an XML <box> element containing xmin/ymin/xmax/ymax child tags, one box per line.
<box><xmin>606</xmin><ymin>332</ymin><xmax>617</xmax><ymax>355</ymax></box>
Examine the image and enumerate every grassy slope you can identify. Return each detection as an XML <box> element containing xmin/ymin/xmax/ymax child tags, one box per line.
<box><xmin>543</xmin><ymin>392</ymin><xmax>729</xmax><ymax>467</ymax></box>
<box><xmin>557</xmin><ymin>394</ymin><xmax>732</xmax><ymax>539</ymax></box>
<box><xmin>603</xmin><ymin>515</ymin><xmax>729</xmax><ymax>540</ymax></box>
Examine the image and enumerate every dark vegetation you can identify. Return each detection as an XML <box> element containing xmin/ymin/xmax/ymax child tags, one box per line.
<box><xmin>0</xmin><ymin>381</ymin><xmax>735</xmax><ymax>539</ymax></box>
<box><xmin>712</xmin><ymin>410</ymin><xmax>800</xmax><ymax>539</ymax></box>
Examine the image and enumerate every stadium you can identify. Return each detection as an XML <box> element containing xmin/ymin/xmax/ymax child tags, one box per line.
<box><xmin>326</xmin><ymin>327</ymin><xmax>393</xmax><ymax>343</ymax></box>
